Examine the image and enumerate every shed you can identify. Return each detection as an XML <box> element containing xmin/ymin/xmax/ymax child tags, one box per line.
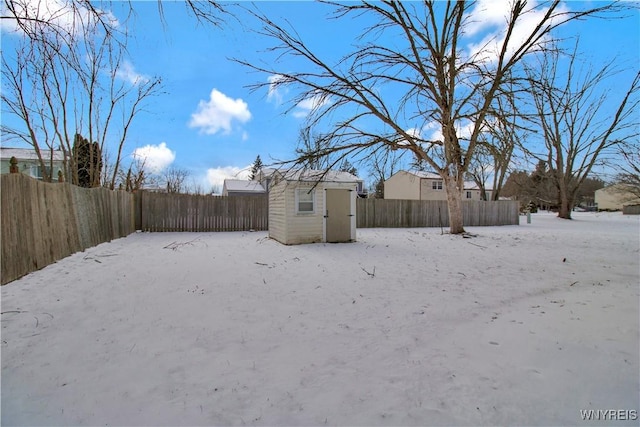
<box><xmin>222</xmin><ymin>179</ymin><xmax>266</xmax><ymax>196</ymax></box>
<box><xmin>269</xmin><ymin>169</ymin><xmax>358</xmax><ymax>245</ymax></box>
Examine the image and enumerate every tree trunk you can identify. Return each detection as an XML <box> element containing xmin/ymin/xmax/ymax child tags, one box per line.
<box><xmin>557</xmin><ymin>181</ymin><xmax>573</xmax><ymax>219</ymax></box>
<box><xmin>444</xmin><ymin>175</ymin><xmax>465</xmax><ymax>234</ymax></box>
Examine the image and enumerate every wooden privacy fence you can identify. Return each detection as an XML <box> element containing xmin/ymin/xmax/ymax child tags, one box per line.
<box><xmin>1</xmin><ymin>176</ymin><xmax>518</xmax><ymax>285</ymax></box>
<box><xmin>356</xmin><ymin>199</ymin><xmax>520</xmax><ymax>228</ymax></box>
<box><xmin>622</xmin><ymin>204</ymin><xmax>640</xmax><ymax>215</ymax></box>
<box><xmin>1</xmin><ymin>174</ymin><xmax>135</xmax><ymax>285</ymax></box>
<box><xmin>137</xmin><ymin>192</ymin><xmax>269</xmax><ymax>232</ymax></box>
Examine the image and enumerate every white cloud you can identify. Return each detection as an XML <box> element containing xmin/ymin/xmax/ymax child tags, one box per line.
<box><xmin>293</xmin><ymin>94</ymin><xmax>327</xmax><ymax>118</ymax></box>
<box><xmin>115</xmin><ymin>60</ymin><xmax>149</xmax><ymax>86</ymax></box>
<box><xmin>456</xmin><ymin>120</ymin><xmax>476</xmax><ymax>140</ymax></box>
<box><xmin>189</xmin><ymin>89</ymin><xmax>252</xmax><ymax>135</ymax></box>
<box><xmin>205</xmin><ymin>165</ymin><xmax>251</xmax><ymax>191</ymax></box>
<box><xmin>267</xmin><ymin>74</ymin><xmax>288</xmax><ymax>105</ymax></box>
<box><xmin>132</xmin><ymin>142</ymin><xmax>176</xmax><ymax>174</ymax></box>
<box><xmin>464</xmin><ymin>0</ymin><xmax>568</xmax><ymax>64</ymax></box>
<box><xmin>395</xmin><ymin>127</ymin><xmax>423</xmax><ymax>147</ymax></box>
<box><xmin>422</xmin><ymin>120</ymin><xmax>478</xmax><ymax>143</ymax></box>
<box><xmin>465</xmin><ymin>0</ymin><xmax>512</xmax><ymax>37</ymax></box>
<box><xmin>424</xmin><ymin>121</ymin><xmax>444</xmax><ymax>143</ymax></box>
<box><xmin>1</xmin><ymin>0</ymin><xmax>119</xmax><ymax>36</ymax></box>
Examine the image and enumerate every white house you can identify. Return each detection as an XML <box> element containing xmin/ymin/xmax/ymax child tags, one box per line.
<box><xmin>595</xmin><ymin>184</ymin><xmax>640</xmax><ymax>211</ymax></box>
<box><xmin>0</xmin><ymin>147</ymin><xmax>66</xmax><ymax>181</ymax></box>
<box><xmin>222</xmin><ymin>179</ymin><xmax>266</xmax><ymax>197</ymax></box>
<box><xmin>268</xmin><ymin>169</ymin><xmax>358</xmax><ymax>245</ymax></box>
<box><xmin>384</xmin><ymin>170</ymin><xmax>492</xmax><ymax>201</ymax></box>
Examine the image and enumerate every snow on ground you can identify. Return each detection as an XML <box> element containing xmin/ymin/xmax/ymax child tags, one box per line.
<box><xmin>1</xmin><ymin>212</ymin><xmax>638</xmax><ymax>426</ymax></box>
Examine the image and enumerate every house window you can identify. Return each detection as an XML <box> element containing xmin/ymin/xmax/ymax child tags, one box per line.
<box><xmin>296</xmin><ymin>188</ymin><xmax>315</xmax><ymax>213</ymax></box>
<box><xmin>466</xmin><ymin>191</ymin><xmax>472</xmax><ymax>199</ymax></box>
<box><xmin>29</xmin><ymin>165</ymin><xmax>51</xmax><ymax>180</ymax></box>
<box><xmin>432</xmin><ymin>180</ymin><xmax>443</xmax><ymax>190</ymax></box>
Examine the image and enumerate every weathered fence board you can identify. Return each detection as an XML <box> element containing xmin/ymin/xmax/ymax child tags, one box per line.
<box><xmin>137</xmin><ymin>192</ymin><xmax>269</xmax><ymax>232</ymax></box>
<box><xmin>1</xmin><ymin>174</ymin><xmax>135</xmax><ymax>285</ymax></box>
<box><xmin>622</xmin><ymin>204</ymin><xmax>640</xmax><ymax>215</ymax></box>
<box><xmin>356</xmin><ymin>199</ymin><xmax>519</xmax><ymax>228</ymax></box>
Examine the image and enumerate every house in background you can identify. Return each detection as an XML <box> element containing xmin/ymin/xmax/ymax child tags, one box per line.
<box><xmin>268</xmin><ymin>169</ymin><xmax>358</xmax><ymax>245</ymax></box>
<box><xmin>255</xmin><ymin>167</ymin><xmax>278</xmax><ymax>193</ymax></box>
<box><xmin>595</xmin><ymin>184</ymin><xmax>640</xmax><ymax>211</ymax></box>
<box><xmin>222</xmin><ymin>179</ymin><xmax>266</xmax><ymax>197</ymax></box>
<box><xmin>0</xmin><ymin>147</ymin><xmax>66</xmax><ymax>181</ymax></box>
<box><xmin>384</xmin><ymin>170</ymin><xmax>492</xmax><ymax>201</ymax></box>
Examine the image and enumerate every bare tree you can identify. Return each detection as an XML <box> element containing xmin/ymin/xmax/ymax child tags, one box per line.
<box><xmin>615</xmin><ymin>144</ymin><xmax>640</xmax><ymax>198</ymax></box>
<box><xmin>367</xmin><ymin>149</ymin><xmax>404</xmax><ymax>198</ymax></box>
<box><xmin>1</xmin><ymin>0</ymin><xmax>162</xmax><ymax>187</ymax></box>
<box><xmin>2</xmin><ymin>0</ymin><xmax>229</xmax><ymax>188</ymax></box>
<box><xmin>163</xmin><ymin>167</ymin><xmax>190</xmax><ymax>194</ymax></box>
<box><xmin>473</xmin><ymin>83</ymin><xmax>530</xmax><ymax>201</ymax></box>
<box><xmin>237</xmin><ymin>0</ymin><xmax>625</xmax><ymax>234</ymax></box>
<box><xmin>525</xmin><ymin>45</ymin><xmax>640</xmax><ymax>218</ymax></box>
<box><xmin>118</xmin><ymin>153</ymin><xmax>151</xmax><ymax>192</ymax></box>
<box><xmin>295</xmin><ymin>126</ymin><xmax>333</xmax><ymax>171</ymax></box>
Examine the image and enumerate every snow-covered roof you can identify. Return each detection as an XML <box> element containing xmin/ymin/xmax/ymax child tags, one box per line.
<box><xmin>258</xmin><ymin>167</ymin><xmax>279</xmax><ymax>178</ymax></box>
<box><xmin>400</xmin><ymin>171</ymin><xmax>493</xmax><ymax>190</ymax></box>
<box><xmin>223</xmin><ymin>179</ymin><xmax>266</xmax><ymax>193</ymax></box>
<box><xmin>403</xmin><ymin>170</ymin><xmax>441</xmax><ymax>179</ymax></box>
<box><xmin>0</xmin><ymin>147</ymin><xmax>66</xmax><ymax>162</ymax></box>
<box><xmin>463</xmin><ymin>181</ymin><xmax>493</xmax><ymax>191</ymax></box>
<box><xmin>277</xmin><ymin>169</ymin><xmax>361</xmax><ymax>183</ymax></box>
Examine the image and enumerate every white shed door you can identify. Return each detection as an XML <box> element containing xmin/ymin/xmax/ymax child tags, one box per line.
<box><xmin>325</xmin><ymin>189</ymin><xmax>352</xmax><ymax>243</ymax></box>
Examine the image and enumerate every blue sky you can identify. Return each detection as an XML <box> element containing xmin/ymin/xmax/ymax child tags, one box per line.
<box><xmin>2</xmin><ymin>1</ymin><xmax>639</xmax><ymax>191</ymax></box>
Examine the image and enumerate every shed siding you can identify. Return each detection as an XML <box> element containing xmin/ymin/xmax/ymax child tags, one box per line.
<box><xmin>283</xmin><ymin>181</ymin><xmax>324</xmax><ymax>244</ymax></box>
<box><xmin>268</xmin><ymin>181</ymin><xmax>287</xmax><ymax>243</ymax></box>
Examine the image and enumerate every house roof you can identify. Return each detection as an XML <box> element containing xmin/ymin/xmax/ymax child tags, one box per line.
<box><xmin>463</xmin><ymin>181</ymin><xmax>493</xmax><ymax>191</ymax></box>
<box><xmin>257</xmin><ymin>167</ymin><xmax>278</xmax><ymax>178</ymax></box>
<box><xmin>223</xmin><ymin>179</ymin><xmax>266</xmax><ymax>193</ymax></box>
<box><xmin>0</xmin><ymin>147</ymin><xmax>66</xmax><ymax>162</ymax></box>
<box><xmin>277</xmin><ymin>169</ymin><xmax>361</xmax><ymax>183</ymax></box>
<box><xmin>393</xmin><ymin>171</ymin><xmax>493</xmax><ymax>190</ymax></box>
<box><xmin>406</xmin><ymin>170</ymin><xmax>441</xmax><ymax>179</ymax></box>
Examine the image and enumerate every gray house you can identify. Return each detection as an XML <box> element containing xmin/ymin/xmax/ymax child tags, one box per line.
<box><xmin>222</xmin><ymin>179</ymin><xmax>266</xmax><ymax>196</ymax></box>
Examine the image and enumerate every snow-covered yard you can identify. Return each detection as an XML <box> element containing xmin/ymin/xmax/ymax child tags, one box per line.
<box><xmin>2</xmin><ymin>212</ymin><xmax>638</xmax><ymax>426</ymax></box>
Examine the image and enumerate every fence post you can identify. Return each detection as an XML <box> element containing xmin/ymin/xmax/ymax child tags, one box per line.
<box><xmin>134</xmin><ymin>191</ymin><xmax>143</xmax><ymax>231</ymax></box>
<box><xmin>9</xmin><ymin>156</ymin><xmax>18</xmax><ymax>173</ymax></box>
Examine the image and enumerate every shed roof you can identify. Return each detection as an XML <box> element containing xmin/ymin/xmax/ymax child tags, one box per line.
<box><xmin>0</xmin><ymin>147</ymin><xmax>66</xmax><ymax>162</ymax></box>
<box><xmin>277</xmin><ymin>169</ymin><xmax>361</xmax><ymax>183</ymax></box>
<box><xmin>223</xmin><ymin>179</ymin><xmax>266</xmax><ymax>193</ymax></box>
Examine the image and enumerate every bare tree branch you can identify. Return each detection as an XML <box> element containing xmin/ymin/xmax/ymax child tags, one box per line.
<box><xmin>525</xmin><ymin>43</ymin><xmax>640</xmax><ymax>218</ymax></box>
<box><xmin>235</xmin><ymin>0</ymin><xmax>628</xmax><ymax>233</ymax></box>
